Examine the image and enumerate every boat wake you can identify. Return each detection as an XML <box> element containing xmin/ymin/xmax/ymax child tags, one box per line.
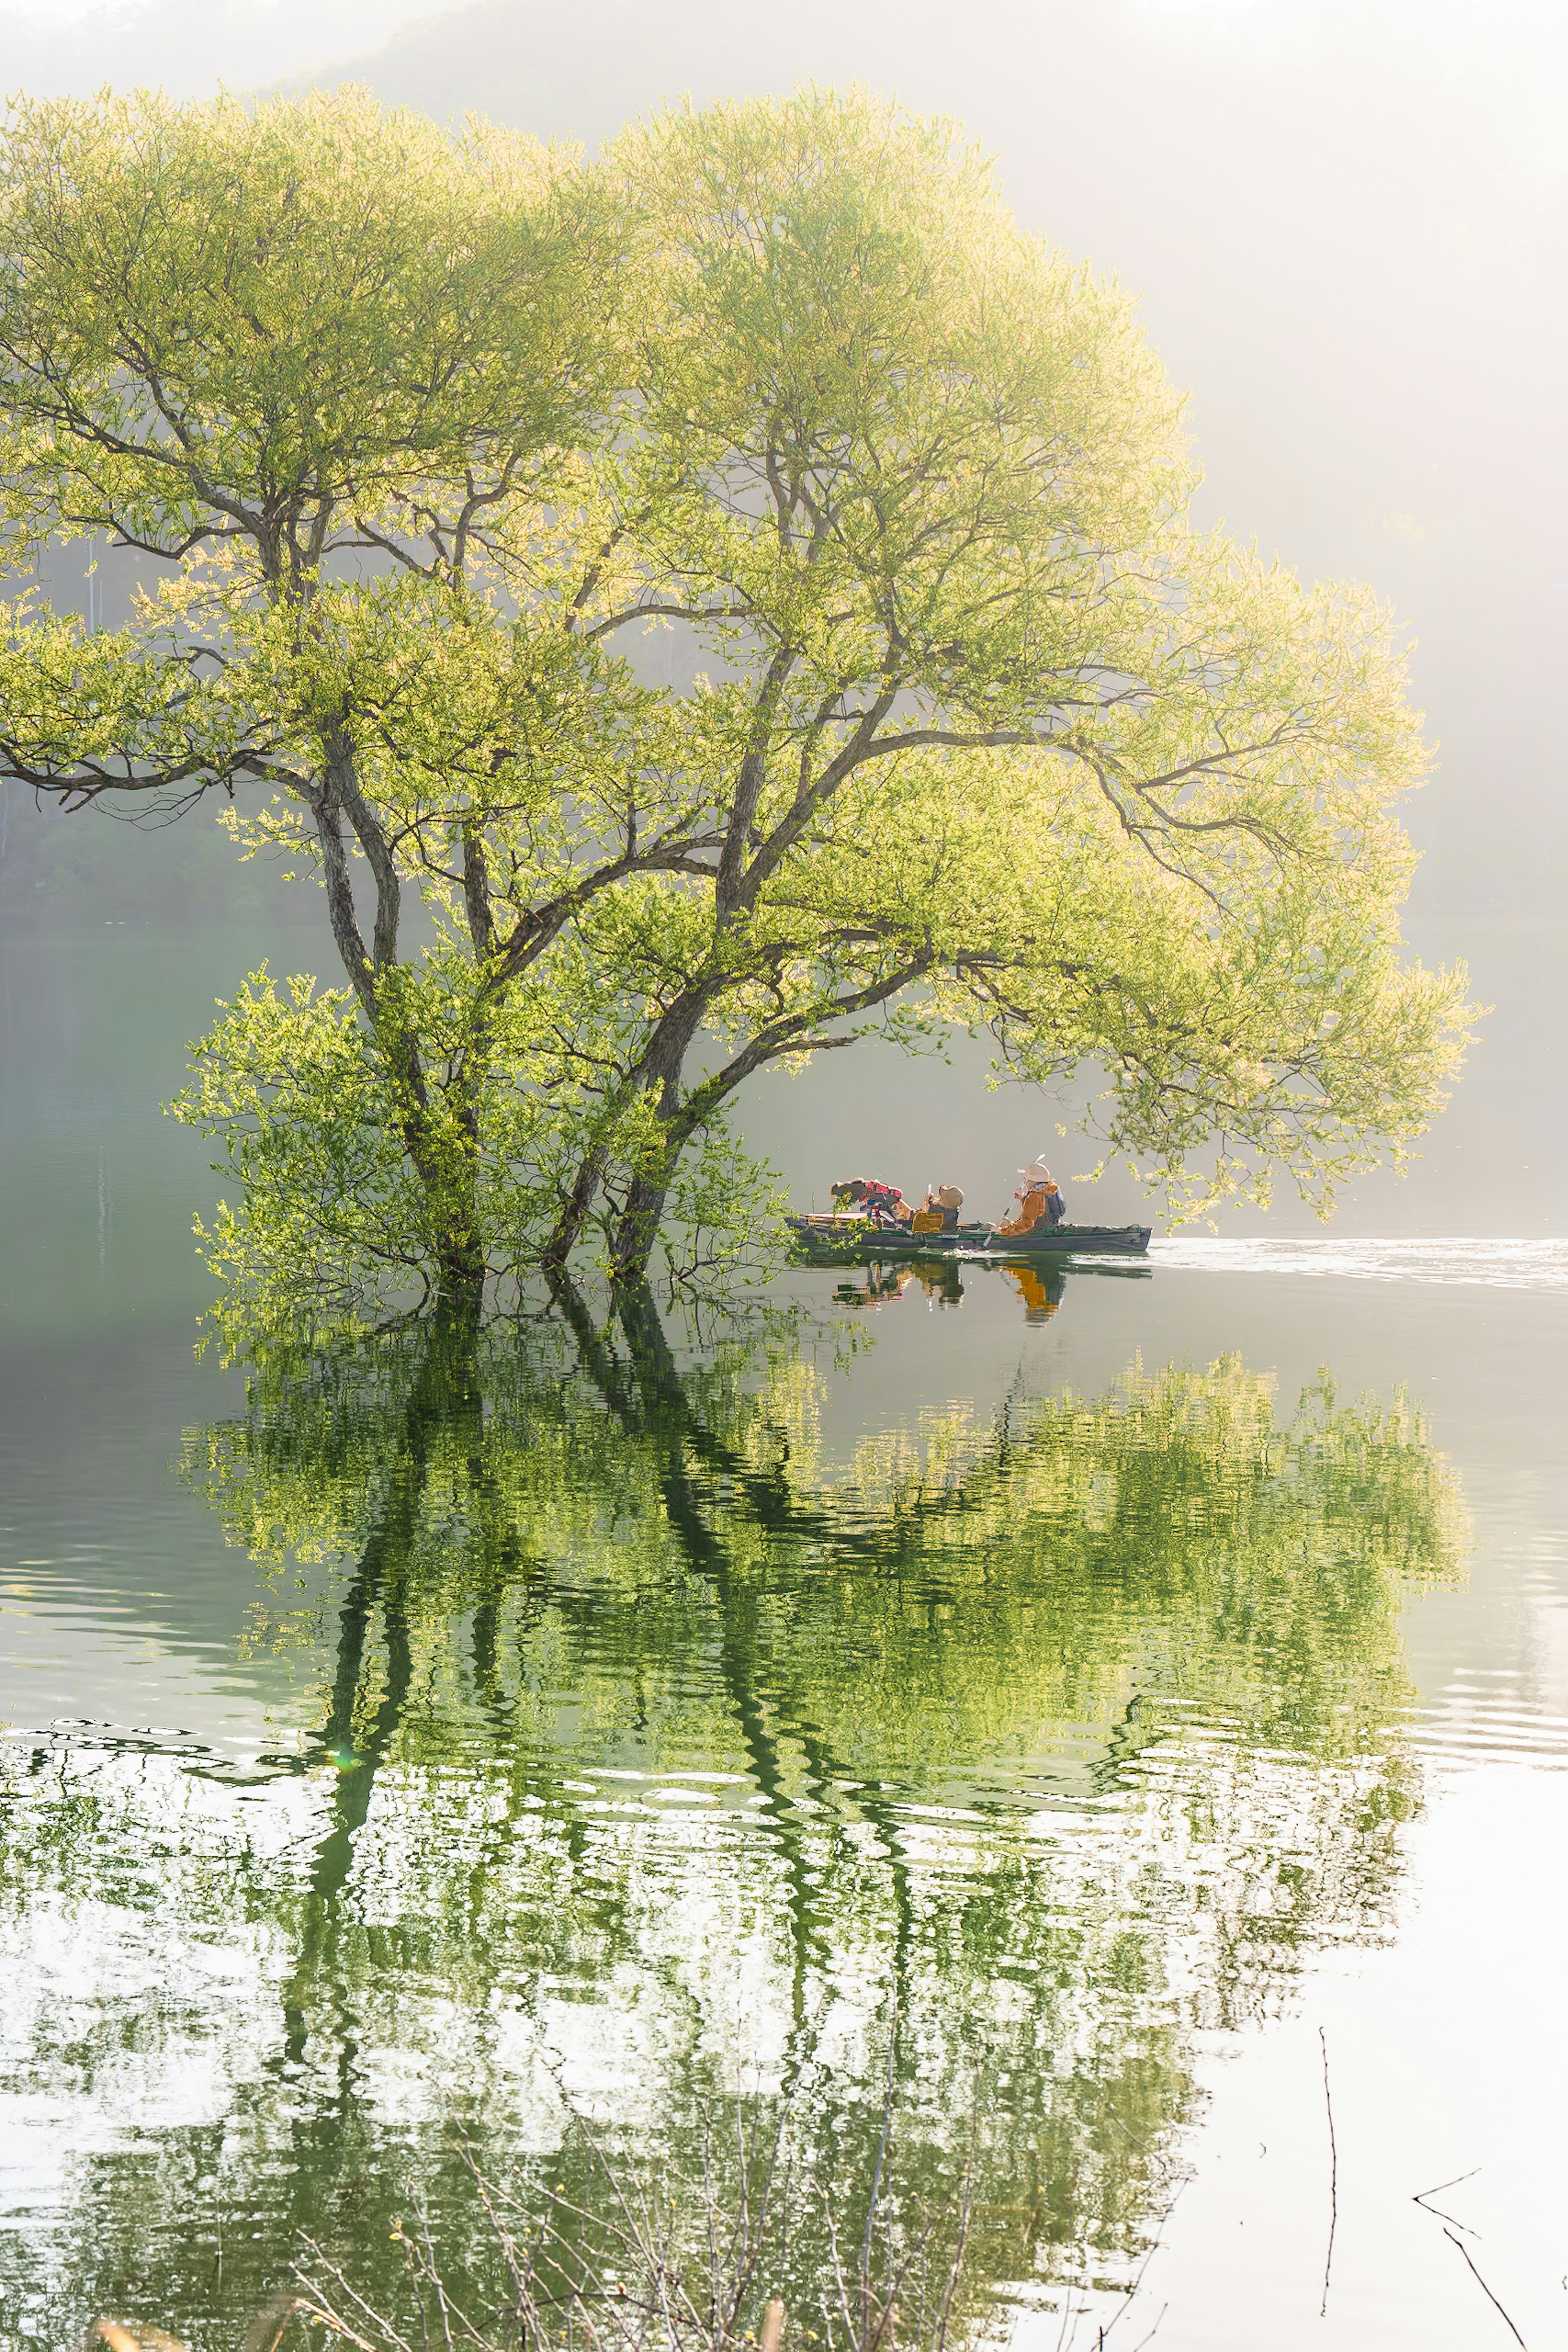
<box><xmin>1149</xmin><ymin>1235</ymin><xmax>1568</xmax><ymax>1289</ymax></box>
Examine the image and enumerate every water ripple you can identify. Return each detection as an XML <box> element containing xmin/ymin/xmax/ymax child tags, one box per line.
<box><xmin>1150</xmin><ymin>1235</ymin><xmax>1568</xmax><ymax>1288</ymax></box>
<box><xmin>1403</xmin><ymin>1694</ymin><xmax>1568</xmax><ymax>1768</ymax></box>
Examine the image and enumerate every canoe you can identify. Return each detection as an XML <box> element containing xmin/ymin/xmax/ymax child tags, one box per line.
<box><xmin>788</xmin><ymin>1215</ymin><xmax>1152</xmax><ymax>1262</ymax></box>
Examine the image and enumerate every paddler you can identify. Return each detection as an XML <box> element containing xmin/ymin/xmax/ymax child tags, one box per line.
<box><xmin>997</xmin><ymin>1157</ymin><xmax>1067</xmax><ymax>1236</ymax></box>
<box><xmin>911</xmin><ymin>1183</ymin><xmax>964</xmax><ymax>1235</ymax></box>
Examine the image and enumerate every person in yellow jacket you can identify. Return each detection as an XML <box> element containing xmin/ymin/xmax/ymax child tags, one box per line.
<box><xmin>911</xmin><ymin>1182</ymin><xmax>964</xmax><ymax>1235</ymax></box>
<box><xmin>998</xmin><ymin>1157</ymin><xmax>1066</xmax><ymax>1236</ymax></box>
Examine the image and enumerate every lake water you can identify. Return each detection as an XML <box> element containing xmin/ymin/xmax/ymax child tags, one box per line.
<box><xmin>2</xmin><ymin>931</ymin><xmax>1567</xmax><ymax>2352</ymax></box>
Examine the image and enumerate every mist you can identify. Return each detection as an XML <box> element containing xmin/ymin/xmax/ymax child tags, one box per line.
<box><xmin>2</xmin><ymin>0</ymin><xmax>1562</xmax><ymax>1232</ymax></box>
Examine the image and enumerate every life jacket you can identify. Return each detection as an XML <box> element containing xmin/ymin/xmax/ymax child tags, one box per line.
<box><xmin>999</xmin><ymin>1184</ymin><xmax>1047</xmax><ymax>1235</ymax></box>
<box><xmin>862</xmin><ymin>1181</ymin><xmax>907</xmax><ymax>1226</ymax></box>
<box><xmin>912</xmin><ymin>1202</ymin><xmax>961</xmax><ymax>1234</ymax></box>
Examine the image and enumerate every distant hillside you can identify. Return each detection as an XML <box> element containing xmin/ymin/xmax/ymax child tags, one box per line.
<box><xmin>0</xmin><ymin>0</ymin><xmax>423</xmax><ymax>101</ymax></box>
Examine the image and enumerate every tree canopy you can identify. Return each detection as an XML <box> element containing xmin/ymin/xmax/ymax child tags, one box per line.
<box><xmin>0</xmin><ymin>83</ymin><xmax>1472</xmax><ymax>1301</ymax></box>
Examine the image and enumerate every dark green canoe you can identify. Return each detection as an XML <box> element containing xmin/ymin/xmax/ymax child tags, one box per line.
<box><xmin>788</xmin><ymin>1216</ymin><xmax>1152</xmax><ymax>1264</ymax></box>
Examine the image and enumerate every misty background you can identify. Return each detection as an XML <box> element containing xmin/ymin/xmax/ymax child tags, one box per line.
<box><xmin>2</xmin><ymin>0</ymin><xmax>1563</xmax><ymax>1236</ymax></box>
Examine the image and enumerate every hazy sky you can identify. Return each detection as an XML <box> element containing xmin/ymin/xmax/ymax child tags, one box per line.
<box><xmin>4</xmin><ymin>0</ymin><xmax>1566</xmax><ymax>168</ymax></box>
<box><xmin>0</xmin><ymin>0</ymin><xmax>424</xmax><ymax>90</ymax></box>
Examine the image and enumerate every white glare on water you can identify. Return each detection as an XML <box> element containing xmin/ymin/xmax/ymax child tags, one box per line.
<box><xmin>1152</xmin><ymin>1237</ymin><xmax>1568</xmax><ymax>1286</ymax></box>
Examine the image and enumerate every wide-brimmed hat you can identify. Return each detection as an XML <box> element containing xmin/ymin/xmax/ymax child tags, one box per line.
<box><xmin>1018</xmin><ymin>1157</ymin><xmax>1052</xmax><ymax>1183</ymax></box>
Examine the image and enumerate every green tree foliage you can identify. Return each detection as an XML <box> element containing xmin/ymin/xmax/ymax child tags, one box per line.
<box><xmin>0</xmin><ymin>86</ymin><xmax>631</xmax><ymax>1299</ymax></box>
<box><xmin>0</xmin><ymin>86</ymin><xmax>1472</xmax><ymax>1300</ymax></box>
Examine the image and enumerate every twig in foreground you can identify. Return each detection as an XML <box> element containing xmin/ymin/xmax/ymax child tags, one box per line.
<box><xmin>1413</xmin><ymin>2167</ymin><xmax>1482</xmax><ymax>2237</ymax></box>
<box><xmin>1442</xmin><ymin>2227</ymin><xmax>1528</xmax><ymax>2350</ymax></box>
<box><xmin>1318</xmin><ymin>2027</ymin><xmax>1337</xmax><ymax>2321</ymax></box>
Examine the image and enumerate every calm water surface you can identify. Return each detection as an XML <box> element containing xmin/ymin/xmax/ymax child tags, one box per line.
<box><xmin>2</xmin><ymin>933</ymin><xmax>1567</xmax><ymax>2352</ymax></box>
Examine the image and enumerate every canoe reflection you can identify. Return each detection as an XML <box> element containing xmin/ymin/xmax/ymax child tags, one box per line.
<box><xmin>831</xmin><ymin>1255</ymin><xmax>1154</xmax><ymax>1320</ymax></box>
<box><xmin>1002</xmin><ymin>1259</ymin><xmax>1065</xmax><ymax>1321</ymax></box>
<box><xmin>833</xmin><ymin>1254</ymin><xmax>967</xmax><ymax>1307</ymax></box>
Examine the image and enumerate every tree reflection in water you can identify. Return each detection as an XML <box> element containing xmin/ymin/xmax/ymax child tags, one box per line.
<box><xmin>0</xmin><ymin>1282</ymin><xmax>1465</xmax><ymax>2348</ymax></box>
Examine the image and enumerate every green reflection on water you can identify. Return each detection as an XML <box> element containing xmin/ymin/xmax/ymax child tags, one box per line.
<box><xmin>0</xmin><ymin>1288</ymin><xmax>1464</xmax><ymax>2348</ymax></box>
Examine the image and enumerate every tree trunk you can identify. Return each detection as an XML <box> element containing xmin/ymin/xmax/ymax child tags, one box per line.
<box><xmin>435</xmin><ymin>1226</ymin><xmax>488</xmax><ymax>1313</ymax></box>
<box><xmin>396</xmin><ymin>1112</ymin><xmax>486</xmax><ymax>1309</ymax></box>
<box><xmin>609</xmin><ymin>1164</ymin><xmax>673</xmax><ymax>1286</ymax></box>
<box><xmin>600</xmin><ymin>997</ymin><xmax>710</xmax><ymax>1284</ymax></box>
<box><xmin>383</xmin><ymin>1037</ymin><xmax>487</xmax><ymax>1309</ymax></box>
<box><xmin>541</xmin><ymin>1138</ymin><xmax>609</xmax><ymax>1273</ymax></box>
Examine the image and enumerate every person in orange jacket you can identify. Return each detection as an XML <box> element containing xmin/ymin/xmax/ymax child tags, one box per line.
<box><xmin>998</xmin><ymin>1157</ymin><xmax>1067</xmax><ymax>1235</ymax></box>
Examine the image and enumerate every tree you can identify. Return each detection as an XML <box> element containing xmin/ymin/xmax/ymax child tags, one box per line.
<box><xmin>0</xmin><ymin>86</ymin><xmax>1472</xmax><ymax>1303</ymax></box>
<box><xmin>0</xmin><ymin>85</ymin><xmax>654</xmax><ymax>1302</ymax></box>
